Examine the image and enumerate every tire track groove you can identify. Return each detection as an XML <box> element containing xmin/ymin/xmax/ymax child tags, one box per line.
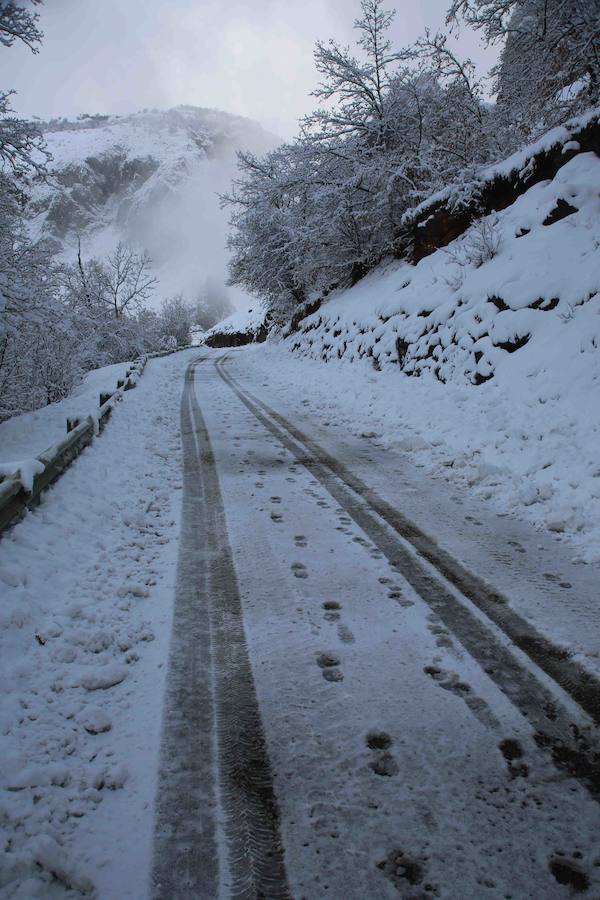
<box><xmin>215</xmin><ymin>354</ymin><xmax>600</xmax><ymax>799</ymax></box>
<box><xmin>153</xmin><ymin>360</ymin><xmax>291</xmax><ymax>899</ymax></box>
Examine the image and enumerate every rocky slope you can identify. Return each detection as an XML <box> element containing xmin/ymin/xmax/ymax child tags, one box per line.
<box><xmin>29</xmin><ymin>106</ymin><xmax>278</xmax><ymax>302</ymax></box>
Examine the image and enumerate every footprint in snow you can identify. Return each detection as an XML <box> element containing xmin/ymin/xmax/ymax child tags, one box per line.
<box><xmin>316</xmin><ymin>651</ymin><xmax>343</xmax><ymax>682</ymax></box>
<box><xmin>322</xmin><ymin>600</ymin><xmax>341</xmax><ymax>622</ymax></box>
<box><xmin>424</xmin><ymin>664</ymin><xmax>499</xmax><ymax>728</ymax></box>
<box><xmin>377</xmin><ymin>848</ymin><xmax>429</xmax><ymax>891</ymax></box>
<box><xmin>337</xmin><ymin>623</ymin><xmax>355</xmax><ymax>644</ymax></box>
<box><xmin>388</xmin><ymin>587</ymin><xmax>414</xmax><ymax>609</ymax></box>
<box><xmin>507</xmin><ymin>540</ymin><xmax>526</xmax><ymax>554</ymax></box>
<box><xmin>499</xmin><ymin>738</ymin><xmax>529</xmax><ymax>779</ymax></box>
<box><xmin>366</xmin><ymin>731</ymin><xmax>399</xmax><ymax>777</ymax></box>
<box><xmin>548</xmin><ymin>856</ymin><xmax>589</xmax><ymax>893</ymax></box>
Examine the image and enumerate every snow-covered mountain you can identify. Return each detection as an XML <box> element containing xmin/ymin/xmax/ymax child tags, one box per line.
<box><xmin>28</xmin><ymin>106</ymin><xmax>278</xmax><ymax>304</ymax></box>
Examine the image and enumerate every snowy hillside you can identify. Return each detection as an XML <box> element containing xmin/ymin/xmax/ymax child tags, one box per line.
<box><xmin>273</xmin><ymin>134</ymin><xmax>600</xmax><ymax>562</ymax></box>
<box><xmin>29</xmin><ymin>106</ymin><xmax>278</xmax><ymax>302</ymax></box>
<box><xmin>289</xmin><ymin>150</ymin><xmax>600</xmax><ymax>382</ymax></box>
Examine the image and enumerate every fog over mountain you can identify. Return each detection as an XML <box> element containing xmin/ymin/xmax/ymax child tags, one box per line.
<box><xmin>28</xmin><ymin>105</ymin><xmax>279</xmax><ymax>308</ymax></box>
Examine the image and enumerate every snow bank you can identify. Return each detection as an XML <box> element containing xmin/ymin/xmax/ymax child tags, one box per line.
<box><xmin>402</xmin><ymin>104</ymin><xmax>600</xmax><ymax>259</ymax></box>
<box><xmin>0</xmin><ymin>459</ymin><xmax>45</xmax><ymax>492</ymax></box>
<box><xmin>284</xmin><ymin>148</ymin><xmax>600</xmax><ymax>562</ymax></box>
<box><xmin>0</xmin><ymin>361</ymin><xmax>129</xmax><ymax>464</ymax></box>
<box><xmin>203</xmin><ymin>304</ymin><xmax>269</xmax><ymax>347</ymax></box>
<box><xmin>0</xmin><ymin>348</ymin><xmax>195</xmax><ymax>898</ymax></box>
<box><xmin>291</xmin><ymin>151</ymin><xmax>600</xmax><ymax>383</ymax></box>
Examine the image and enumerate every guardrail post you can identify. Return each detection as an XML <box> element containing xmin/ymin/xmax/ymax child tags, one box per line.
<box><xmin>66</xmin><ymin>417</ymin><xmax>80</xmax><ymax>433</ymax></box>
<box><xmin>100</xmin><ymin>392</ymin><xmax>112</xmax><ymax>406</ymax></box>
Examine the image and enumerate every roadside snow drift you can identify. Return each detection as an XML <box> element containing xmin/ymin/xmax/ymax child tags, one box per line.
<box><xmin>0</xmin><ymin>349</ymin><xmax>195</xmax><ymax>899</ymax></box>
<box><xmin>0</xmin><ymin>361</ymin><xmax>130</xmax><ymax>464</ymax></box>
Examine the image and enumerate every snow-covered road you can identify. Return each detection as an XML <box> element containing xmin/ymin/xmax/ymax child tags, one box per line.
<box><xmin>3</xmin><ymin>346</ymin><xmax>600</xmax><ymax>899</ymax></box>
<box><xmin>153</xmin><ymin>350</ymin><xmax>600</xmax><ymax>898</ymax></box>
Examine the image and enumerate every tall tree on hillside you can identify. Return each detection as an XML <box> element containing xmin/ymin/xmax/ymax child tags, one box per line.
<box><xmin>304</xmin><ymin>0</ymin><xmax>404</xmax><ymax>144</ymax></box>
<box><xmin>447</xmin><ymin>0</ymin><xmax>600</xmax><ymax>136</ymax></box>
<box><xmin>223</xmin><ymin>0</ymin><xmax>497</xmax><ymax>320</ymax></box>
<box><xmin>103</xmin><ymin>243</ymin><xmax>157</xmax><ymax>319</ymax></box>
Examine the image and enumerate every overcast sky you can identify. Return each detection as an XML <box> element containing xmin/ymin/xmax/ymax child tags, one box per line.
<box><xmin>1</xmin><ymin>0</ymin><xmax>498</xmax><ymax>137</ymax></box>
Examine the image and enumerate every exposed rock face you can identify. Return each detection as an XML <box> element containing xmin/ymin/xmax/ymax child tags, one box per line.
<box><xmin>204</xmin><ymin>320</ymin><xmax>269</xmax><ymax>348</ymax></box>
<box><xmin>400</xmin><ymin>112</ymin><xmax>600</xmax><ymax>264</ymax></box>
<box><xmin>27</xmin><ymin>106</ymin><xmax>278</xmax><ymax>298</ymax></box>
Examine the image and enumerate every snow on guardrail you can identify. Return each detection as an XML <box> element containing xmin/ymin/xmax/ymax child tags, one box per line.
<box><xmin>0</xmin><ymin>345</ymin><xmax>191</xmax><ymax>535</ymax></box>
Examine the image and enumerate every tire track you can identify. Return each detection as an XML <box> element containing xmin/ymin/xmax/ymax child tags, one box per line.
<box><xmin>152</xmin><ymin>359</ymin><xmax>290</xmax><ymax>899</ymax></box>
<box><xmin>214</xmin><ymin>354</ymin><xmax>600</xmax><ymax>799</ymax></box>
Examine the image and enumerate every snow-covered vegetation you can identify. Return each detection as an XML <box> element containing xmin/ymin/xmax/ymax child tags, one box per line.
<box><xmin>0</xmin><ymin>11</ymin><xmax>273</xmax><ymax>424</ymax></box>
<box><xmin>223</xmin><ymin>0</ymin><xmax>599</xmax><ymax>320</ymax></box>
<box><xmin>214</xmin><ymin>0</ymin><xmax>600</xmax><ymax>560</ymax></box>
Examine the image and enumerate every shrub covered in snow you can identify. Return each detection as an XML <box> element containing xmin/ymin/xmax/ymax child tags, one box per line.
<box><xmin>289</xmin><ymin>150</ymin><xmax>600</xmax><ymax>387</ymax></box>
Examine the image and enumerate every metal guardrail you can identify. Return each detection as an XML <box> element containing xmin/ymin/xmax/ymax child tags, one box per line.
<box><xmin>0</xmin><ymin>345</ymin><xmax>192</xmax><ymax>536</ymax></box>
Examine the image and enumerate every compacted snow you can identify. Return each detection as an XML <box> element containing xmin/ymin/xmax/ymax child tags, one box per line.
<box><xmin>2</xmin><ymin>346</ymin><xmax>600</xmax><ymax>899</ymax></box>
<box><xmin>170</xmin><ymin>351</ymin><xmax>600</xmax><ymax>898</ymax></box>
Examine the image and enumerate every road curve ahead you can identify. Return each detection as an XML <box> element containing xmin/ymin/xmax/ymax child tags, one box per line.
<box><xmin>153</xmin><ymin>352</ymin><xmax>600</xmax><ymax>899</ymax></box>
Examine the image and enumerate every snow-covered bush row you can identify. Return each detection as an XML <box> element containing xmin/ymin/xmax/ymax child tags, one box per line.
<box><xmin>289</xmin><ymin>150</ymin><xmax>600</xmax><ymax>386</ymax></box>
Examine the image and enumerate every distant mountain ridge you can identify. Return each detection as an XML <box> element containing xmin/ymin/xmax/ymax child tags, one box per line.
<box><xmin>27</xmin><ymin>105</ymin><xmax>279</xmax><ymax>304</ymax></box>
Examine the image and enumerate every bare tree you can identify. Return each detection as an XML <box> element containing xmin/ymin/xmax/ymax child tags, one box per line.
<box><xmin>103</xmin><ymin>242</ymin><xmax>158</xmax><ymax>319</ymax></box>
